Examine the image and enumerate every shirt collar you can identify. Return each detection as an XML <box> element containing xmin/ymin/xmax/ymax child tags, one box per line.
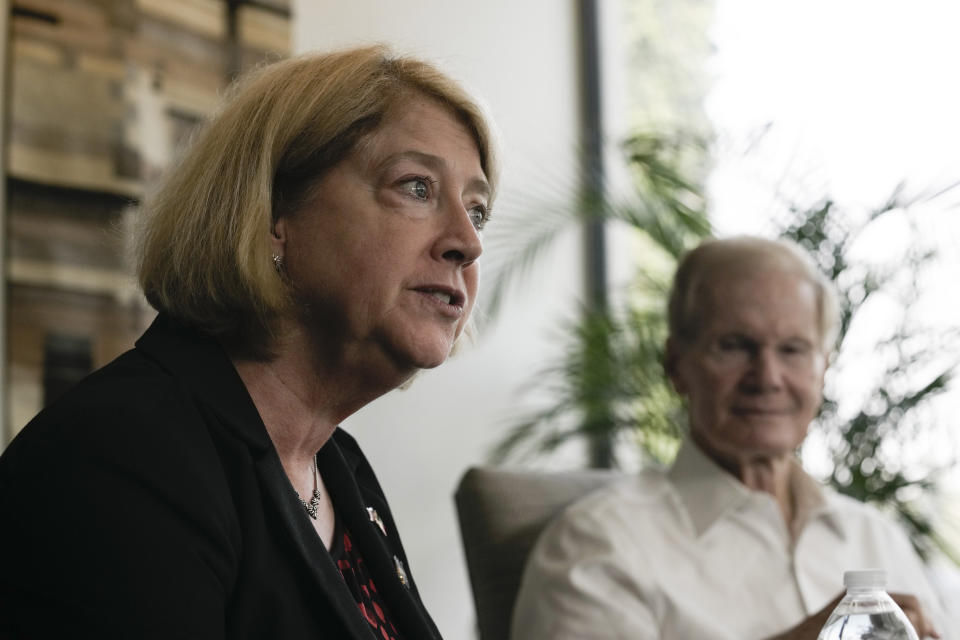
<box><xmin>667</xmin><ymin>439</ymin><xmax>845</xmax><ymax>540</ymax></box>
<box><xmin>668</xmin><ymin>439</ymin><xmax>753</xmax><ymax>537</ymax></box>
<box><xmin>789</xmin><ymin>460</ymin><xmax>847</xmax><ymax>541</ymax></box>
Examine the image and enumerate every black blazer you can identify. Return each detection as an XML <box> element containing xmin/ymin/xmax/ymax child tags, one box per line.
<box><xmin>0</xmin><ymin>315</ymin><xmax>442</xmax><ymax>639</ymax></box>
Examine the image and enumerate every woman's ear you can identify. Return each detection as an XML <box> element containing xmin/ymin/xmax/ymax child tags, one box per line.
<box><xmin>271</xmin><ymin>217</ymin><xmax>286</xmax><ymax>254</ymax></box>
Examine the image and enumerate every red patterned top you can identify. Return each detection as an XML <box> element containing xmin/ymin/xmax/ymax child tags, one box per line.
<box><xmin>330</xmin><ymin>524</ymin><xmax>404</xmax><ymax>640</ymax></box>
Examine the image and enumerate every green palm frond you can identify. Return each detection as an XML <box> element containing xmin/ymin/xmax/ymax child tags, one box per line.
<box><xmin>481</xmin><ymin>132</ymin><xmax>711</xmax><ymax>322</ymax></box>
<box><xmin>481</xmin><ymin>197</ymin><xmax>581</xmax><ymax>320</ymax></box>
<box><xmin>487</xmin><ymin>128</ymin><xmax>959</xmax><ymax>564</ymax></box>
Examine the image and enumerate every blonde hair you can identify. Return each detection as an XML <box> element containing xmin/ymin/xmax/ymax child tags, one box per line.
<box><xmin>667</xmin><ymin>236</ymin><xmax>841</xmax><ymax>352</ymax></box>
<box><xmin>136</xmin><ymin>45</ymin><xmax>498</xmax><ymax>354</ymax></box>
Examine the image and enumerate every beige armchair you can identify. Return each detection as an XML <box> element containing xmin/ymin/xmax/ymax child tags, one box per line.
<box><xmin>454</xmin><ymin>466</ymin><xmax>623</xmax><ymax>640</ymax></box>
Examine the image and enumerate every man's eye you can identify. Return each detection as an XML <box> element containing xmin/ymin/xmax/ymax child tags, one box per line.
<box><xmin>718</xmin><ymin>336</ymin><xmax>748</xmax><ymax>351</ymax></box>
<box><xmin>400</xmin><ymin>177</ymin><xmax>431</xmax><ymax>200</ymax></box>
<box><xmin>780</xmin><ymin>342</ymin><xmax>810</xmax><ymax>356</ymax></box>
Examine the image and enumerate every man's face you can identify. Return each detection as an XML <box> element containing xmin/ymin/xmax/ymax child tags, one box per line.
<box><xmin>668</xmin><ymin>268</ymin><xmax>827</xmax><ymax>465</ymax></box>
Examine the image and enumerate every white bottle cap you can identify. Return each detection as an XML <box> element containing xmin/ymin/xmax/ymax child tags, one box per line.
<box><xmin>844</xmin><ymin>569</ymin><xmax>887</xmax><ymax>590</ymax></box>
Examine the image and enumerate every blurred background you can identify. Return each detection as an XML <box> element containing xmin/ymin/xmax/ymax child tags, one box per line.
<box><xmin>1</xmin><ymin>0</ymin><xmax>958</xmax><ymax>637</ymax></box>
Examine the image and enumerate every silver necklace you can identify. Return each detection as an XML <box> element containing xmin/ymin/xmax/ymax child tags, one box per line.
<box><xmin>298</xmin><ymin>456</ymin><xmax>322</xmax><ymax>520</ymax></box>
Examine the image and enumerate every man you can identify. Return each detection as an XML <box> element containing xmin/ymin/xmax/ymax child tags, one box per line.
<box><xmin>511</xmin><ymin>236</ymin><xmax>949</xmax><ymax>639</ymax></box>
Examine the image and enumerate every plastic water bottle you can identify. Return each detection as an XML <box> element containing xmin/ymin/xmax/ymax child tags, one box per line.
<box><xmin>817</xmin><ymin>569</ymin><xmax>919</xmax><ymax>640</ymax></box>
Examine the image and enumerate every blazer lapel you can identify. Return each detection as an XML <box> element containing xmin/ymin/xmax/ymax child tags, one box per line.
<box><xmin>254</xmin><ymin>449</ymin><xmax>377</xmax><ymax>640</ymax></box>
<box><xmin>137</xmin><ymin>316</ymin><xmax>377</xmax><ymax>639</ymax></box>
<box><xmin>320</xmin><ymin>435</ymin><xmax>441</xmax><ymax>640</ymax></box>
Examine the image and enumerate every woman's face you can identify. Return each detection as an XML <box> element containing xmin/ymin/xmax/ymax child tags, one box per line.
<box><xmin>667</xmin><ymin>268</ymin><xmax>827</xmax><ymax>465</ymax></box>
<box><xmin>275</xmin><ymin>94</ymin><xmax>490</xmax><ymax>374</ymax></box>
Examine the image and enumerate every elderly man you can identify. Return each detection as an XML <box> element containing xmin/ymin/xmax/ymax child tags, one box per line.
<box><xmin>511</xmin><ymin>237</ymin><xmax>950</xmax><ymax>639</ymax></box>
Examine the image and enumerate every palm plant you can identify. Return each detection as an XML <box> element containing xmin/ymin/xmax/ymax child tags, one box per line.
<box><xmin>485</xmin><ymin>132</ymin><xmax>710</xmax><ymax>468</ymax></box>
<box><xmin>782</xmin><ymin>190</ymin><xmax>960</xmax><ymax>560</ymax></box>
<box><xmin>486</xmin><ymin>135</ymin><xmax>959</xmax><ymax>559</ymax></box>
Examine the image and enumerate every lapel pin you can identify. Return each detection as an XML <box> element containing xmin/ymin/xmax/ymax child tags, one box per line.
<box><xmin>393</xmin><ymin>555</ymin><xmax>409</xmax><ymax>588</ymax></box>
<box><xmin>366</xmin><ymin>506</ymin><xmax>387</xmax><ymax>536</ymax></box>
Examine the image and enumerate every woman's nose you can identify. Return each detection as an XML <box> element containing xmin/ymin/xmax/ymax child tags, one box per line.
<box><xmin>434</xmin><ymin>203</ymin><xmax>483</xmax><ymax>267</ymax></box>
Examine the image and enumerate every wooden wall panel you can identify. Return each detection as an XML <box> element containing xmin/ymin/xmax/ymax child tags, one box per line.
<box><xmin>3</xmin><ymin>0</ymin><xmax>290</xmax><ymax>440</ymax></box>
<box><xmin>238</xmin><ymin>4</ymin><xmax>289</xmax><ymax>55</ymax></box>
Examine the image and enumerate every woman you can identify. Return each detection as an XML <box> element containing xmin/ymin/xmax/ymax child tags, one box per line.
<box><xmin>0</xmin><ymin>45</ymin><xmax>497</xmax><ymax>639</ymax></box>
<box><xmin>511</xmin><ymin>237</ymin><xmax>949</xmax><ymax>640</ymax></box>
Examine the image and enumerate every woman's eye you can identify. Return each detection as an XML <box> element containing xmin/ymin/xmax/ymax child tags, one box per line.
<box><xmin>399</xmin><ymin>177</ymin><xmax>431</xmax><ymax>200</ymax></box>
<box><xmin>468</xmin><ymin>205</ymin><xmax>489</xmax><ymax>230</ymax></box>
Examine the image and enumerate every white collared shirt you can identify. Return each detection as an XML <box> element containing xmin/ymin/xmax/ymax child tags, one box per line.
<box><xmin>510</xmin><ymin>441</ymin><xmax>953</xmax><ymax>640</ymax></box>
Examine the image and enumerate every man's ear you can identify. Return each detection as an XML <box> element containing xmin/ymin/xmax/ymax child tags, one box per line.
<box><xmin>664</xmin><ymin>337</ymin><xmax>687</xmax><ymax>395</ymax></box>
<box><xmin>816</xmin><ymin>350</ymin><xmax>829</xmax><ymax>395</ymax></box>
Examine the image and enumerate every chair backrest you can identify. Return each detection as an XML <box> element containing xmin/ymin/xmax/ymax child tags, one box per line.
<box><xmin>454</xmin><ymin>466</ymin><xmax>623</xmax><ymax>640</ymax></box>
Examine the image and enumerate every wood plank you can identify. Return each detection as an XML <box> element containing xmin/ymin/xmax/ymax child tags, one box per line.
<box><xmin>6</xmin><ymin>177</ymin><xmax>134</xmax><ymax>220</ymax></box>
<box><xmin>13</xmin><ymin>0</ymin><xmax>109</xmax><ymax>30</ymax></box>
<box><xmin>8</xmin><ymin>360</ymin><xmax>43</xmax><ymax>438</ymax></box>
<box><xmin>6</xmin><ymin>284</ymin><xmax>155</xmax><ymax>436</ymax></box>
<box><xmin>8</xmin><ymin>257</ymin><xmax>140</xmax><ymax>300</ymax></box>
<box><xmin>7</xmin><ymin>54</ymin><xmax>135</xmax><ymax>191</ymax></box>
<box><xmin>238</xmin><ymin>4</ymin><xmax>289</xmax><ymax>54</ymax></box>
<box><xmin>8</xmin><ymin>285</ymin><xmax>153</xmax><ymax>348</ymax></box>
<box><xmin>8</xmin><ymin>143</ymin><xmax>142</xmax><ymax>197</ymax></box>
<box><xmin>135</xmin><ymin>0</ymin><xmax>225</xmax><ymax>40</ymax></box>
<box><xmin>124</xmin><ymin>34</ymin><xmax>227</xmax><ymax>96</ymax></box>
<box><xmin>11</xmin><ymin>37</ymin><xmax>64</xmax><ymax>65</ymax></box>
<box><xmin>246</xmin><ymin>0</ymin><xmax>290</xmax><ymax>14</ymax></box>
<box><xmin>133</xmin><ymin>13</ymin><xmax>227</xmax><ymax>68</ymax></box>
<box><xmin>77</xmin><ymin>52</ymin><xmax>127</xmax><ymax>79</ymax></box>
<box><xmin>162</xmin><ymin>77</ymin><xmax>222</xmax><ymax>115</ymax></box>
<box><xmin>10</xmin><ymin>121</ymin><xmax>116</xmax><ymax>156</ymax></box>
<box><xmin>9</xmin><ymin>68</ymin><xmax>122</xmax><ymax>140</ymax></box>
<box><xmin>8</xmin><ymin>211</ymin><xmax>127</xmax><ymax>272</ymax></box>
<box><xmin>12</xmin><ymin>14</ymin><xmax>118</xmax><ymax>57</ymax></box>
